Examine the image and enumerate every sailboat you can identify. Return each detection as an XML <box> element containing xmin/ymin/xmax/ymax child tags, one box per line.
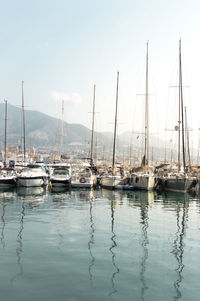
<box><xmin>71</xmin><ymin>86</ymin><xmax>97</xmax><ymax>189</ymax></box>
<box><xmin>0</xmin><ymin>100</ymin><xmax>17</xmax><ymax>188</ymax></box>
<box><xmin>101</xmin><ymin>72</ymin><xmax>125</xmax><ymax>189</ymax></box>
<box><xmin>90</xmin><ymin>84</ymin><xmax>96</xmax><ymax>168</ymax></box>
<box><xmin>50</xmin><ymin>101</ymin><xmax>72</xmax><ymax>188</ymax></box>
<box><xmin>161</xmin><ymin>40</ymin><xmax>196</xmax><ymax>193</ymax></box>
<box><xmin>129</xmin><ymin>42</ymin><xmax>155</xmax><ymax>190</ymax></box>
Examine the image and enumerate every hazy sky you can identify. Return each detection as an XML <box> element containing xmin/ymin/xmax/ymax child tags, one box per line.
<box><xmin>0</xmin><ymin>0</ymin><xmax>200</xmax><ymax>143</ymax></box>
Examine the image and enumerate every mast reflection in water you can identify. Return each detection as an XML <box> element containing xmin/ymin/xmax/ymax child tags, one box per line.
<box><xmin>88</xmin><ymin>193</ymin><xmax>95</xmax><ymax>287</ymax></box>
<box><xmin>11</xmin><ymin>202</ymin><xmax>25</xmax><ymax>283</ymax></box>
<box><xmin>0</xmin><ymin>189</ymin><xmax>199</xmax><ymax>301</ymax></box>
<box><xmin>109</xmin><ymin>193</ymin><xmax>120</xmax><ymax>298</ymax></box>
<box><xmin>172</xmin><ymin>197</ymin><xmax>188</xmax><ymax>300</ymax></box>
<box><xmin>1</xmin><ymin>202</ymin><xmax>7</xmax><ymax>249</ymax></box>
<box><xmin>140</xmin><ymin>196</ymin><xmax>149</xmax><ymax>301</ymax></box>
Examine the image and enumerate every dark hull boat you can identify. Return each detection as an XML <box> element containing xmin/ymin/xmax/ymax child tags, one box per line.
<box><xmin>160</xmin><ymin>176</ymin><xmax>196</xmax><ymax>193</ymax></box>
<box><xmin>50</xmin><ymin>167</ymin><xmax>71</xmax><ymax>188</ymax></box>
<box><xmin>0</xmin><ymin>175</ymin><xmax>16</xmax><ymax>188</ymax></box>
<box><xmin>50</xmin><ymin>178</ymin><xmax>70</xmax><ymax>187</ymax></box>
<box><xmin>159</xmin><ymin>40</ymin><xmax>195</xmax><ymax>194</ymax></box>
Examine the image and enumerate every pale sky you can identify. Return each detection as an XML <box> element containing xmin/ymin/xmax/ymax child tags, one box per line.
<box><xmin>0</xmin><ymin>0</ymin><xmax>200</xmax><ymax>145</ymax></box>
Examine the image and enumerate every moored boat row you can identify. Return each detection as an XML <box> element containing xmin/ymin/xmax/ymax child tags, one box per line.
<box><xmin>0</xmin><ymin>159</ymin><xmax>200</xmax><ymax>195</ymax></box>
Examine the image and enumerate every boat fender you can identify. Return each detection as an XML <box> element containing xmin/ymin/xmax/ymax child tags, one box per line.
<box><xmin>80</xmin><ymin>177</ymin><xmax>86</xmax><ymax>183</ymax></box>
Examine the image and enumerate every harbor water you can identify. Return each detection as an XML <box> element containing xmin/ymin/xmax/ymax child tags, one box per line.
<box><xmin>0</xmin><ymin>188</ymin><xmax>200</xmax><ymax>301</ymax></box>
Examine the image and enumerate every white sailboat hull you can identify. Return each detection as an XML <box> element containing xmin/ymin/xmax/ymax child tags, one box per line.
<box><xmin>130</xmin><ymin>174</ymin><xmax>155</xmax><ymax>191</ymax></box>
<box><xmin>71</xmin><ymin>175</ymin><xmax>95</xmax><ymax>188</ymax></box>
<box><xmin>101</xmin><ymin>176</ymin><xmax>122</xmax><ymax>189</ymax></box>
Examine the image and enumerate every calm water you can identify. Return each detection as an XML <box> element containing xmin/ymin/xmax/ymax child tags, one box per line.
<box><xmin>0</xmin><ymin>187</ymin><xmax>200</xmax><ymax>301</ymax></box>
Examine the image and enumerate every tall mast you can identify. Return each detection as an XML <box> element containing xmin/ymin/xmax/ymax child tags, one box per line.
<box><xmin>112</xmin><ymin>71</ymin><xmax>119</xmax><ymax>173</ymax></box>
<box><xmin>197</xmin><ymin>129</ymin><xmax>200</xmax><ymax>164</ymax></box>
<box><xmin>59</xmin><ymin>100</ymin><xmax>64</xmax><ymax>157</ymax></box>
<box><xmin>144</xmin><ymin>41</ymin><xmax>149</xmax><ymax>167</ymax></box>
<box><xmin>179</xmin><ymin>40</ymin><xmax>186</xmax><ymax>172</ymax></box>
<box><xmin>178</xmin><ymin>41</ymin><xmax>181</xmax><ymax>171</ymax></box>
<box><xmin>184</xmin><ymin>106</ymin><xmax>191</xmax><ymax>170</ymax></box>
<box><xmin>4</xmin><ymin>100</ymin><xmax>8</xmax><ymax>167</ymax></box>
<box><xmin>21</xmin><ymin>80</ymin><xmax>26</xmax><ymax>162</ymax></box>
<box><xmin>95</xmin><ymin>137</ymin><xmax>98</xmax><ymax>163</ymax></box>
<box><xmin>90</xmin><ymin>84</ymin><xmax>96</xmax><ymax>166</ymax></box>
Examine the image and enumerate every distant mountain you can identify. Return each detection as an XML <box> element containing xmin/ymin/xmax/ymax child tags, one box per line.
<box><xmin>118</xmin><ymin>130</ymin><xmax>169</xmax><ymax>148</ymax></box>
<box><xmin>0</xmin><ymin>103</ymin><xmax>111</xmax><ymax>149</ymax></box>
<box><xmin>0</xmin><ymin>103</ymin><xmax>181</xmax><ymax>162</ymax></box>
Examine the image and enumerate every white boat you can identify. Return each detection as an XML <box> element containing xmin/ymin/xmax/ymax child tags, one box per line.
<box><xmin>71</xmin><ymin>167</ymin><xmax>95</xmax><ymax>188</ymax></box>
<box><xmin>101</xmin><ymin>174</ymin><xmax>123</xmax><ymax>189</ymax></box>
<box><xmin>17</xmin><ymin>166</ymin><xmax>48</xmax><ymax>187</ymax></box>
<box><xmin>0</xmin><ymin>170</ymin><xmax>17</xmax><ymax>188</ymax></box>
<box><xmin>129</xmin><ymin>42</ymin><xmax>155</xmax><ymax>191</ymax></box>
<box><xmin>129</xmin><ymin>173</ymin><xmax>155</xmax><ymax>191</ymax></box>
<box><xmin>50</xmin><ymin>166</ymin><xmax>71</xmax><ymax>187</ymax></box>
<box><xmin>101</xmin><ymin>72</ymin><xmax>125</xmax><ymax>189</ymax></box>
<box><xmin>161</xmin><ymin>40</ymin><xmax>195</xmax><ymax>193</ymax></box>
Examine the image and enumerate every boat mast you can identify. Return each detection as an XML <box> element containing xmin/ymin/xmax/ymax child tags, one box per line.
<box><xmin>179</xmin><ymin>40</ymin><xmax>186</xmax><ymax>172</ymax></box>
<box><xmin>178</xmin><ymin>44</ymin><xmax>181</xmax><ymax>171</ymax></box>
<box><xmin>184</xmin><ymin>106</ymin><xmax>191</xmax><ymax>170</ymax></box>
<box><xmin>197</xmin><ymin>129</ymin><xmax>200</xmax><ymax>165</ymax></box>
<box><xmin>21</xmin><ymin>80</ymin><xmax>26</xmax><ymax>162</ymax></box>
<box><xmin>112</xmin><ymin>71</ymin><xmax>119</xmax><ymax>174</ymax></box>
<box><xmin>4</xmin><ymin>100</ymin><xmax>8</xmax><ymax>168</ymax></box>
<box><xmin>90</xmin><ymin>84</ymin><xmax>96</xmax><ymax>166</ymax></box>
<box><xmin>144</xmin><ymin>41</ymin><xmax>149</xmax><ymax>167</ymax></box>
<box><xmin>59</xmin><ymin>99</ymin><xmax>64</xmax><ymax>158</ymax></box>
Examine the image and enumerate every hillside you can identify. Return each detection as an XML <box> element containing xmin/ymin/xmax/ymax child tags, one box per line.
<box><xmin>0</xmin><ymin>103</ymin><xmax>111</xmax><ymax>149</ymax></box>
<box><xmin>0</xmin><ymin>103</ymin><xmax>179</xmax><ymax>162</ymax></box>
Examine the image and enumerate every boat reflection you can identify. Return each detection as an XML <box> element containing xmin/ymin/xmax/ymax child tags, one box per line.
<box><xmin>0</xmin><ymin>187</ymin><xmax>17</xmax><ymax>202</ymax></box>
<box><xmin>16</xmin><ymin>187</ymin><xmax>46</xmax><ymax>209</ymax></box>
<box><xmin>71</xmin><ymin>189</ymin><xmax>95</xmax><ymax>204</ymax></box>
<box><xmin>50</xmin><ymin>186</ymin><xmax>70</xmax><ymax>193</ymax></box>
<box><xmin>17</xmin><ymin>186</ymin><xmax>46</xmax><ymax>197</ymax></box>
<box><xmin>51</xmin><ymin>190</ymin><xmax>71</xmax><ymax>205</ymax></box>
<box><xmin>127</xmin><ymin>190</ymin><xmax>155</xmax><ymax>208</ymax></box>
<box><xmin>102</xmin><ymin>188</ymin><xmax>124</xmax><ymax>205</ymax></box>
